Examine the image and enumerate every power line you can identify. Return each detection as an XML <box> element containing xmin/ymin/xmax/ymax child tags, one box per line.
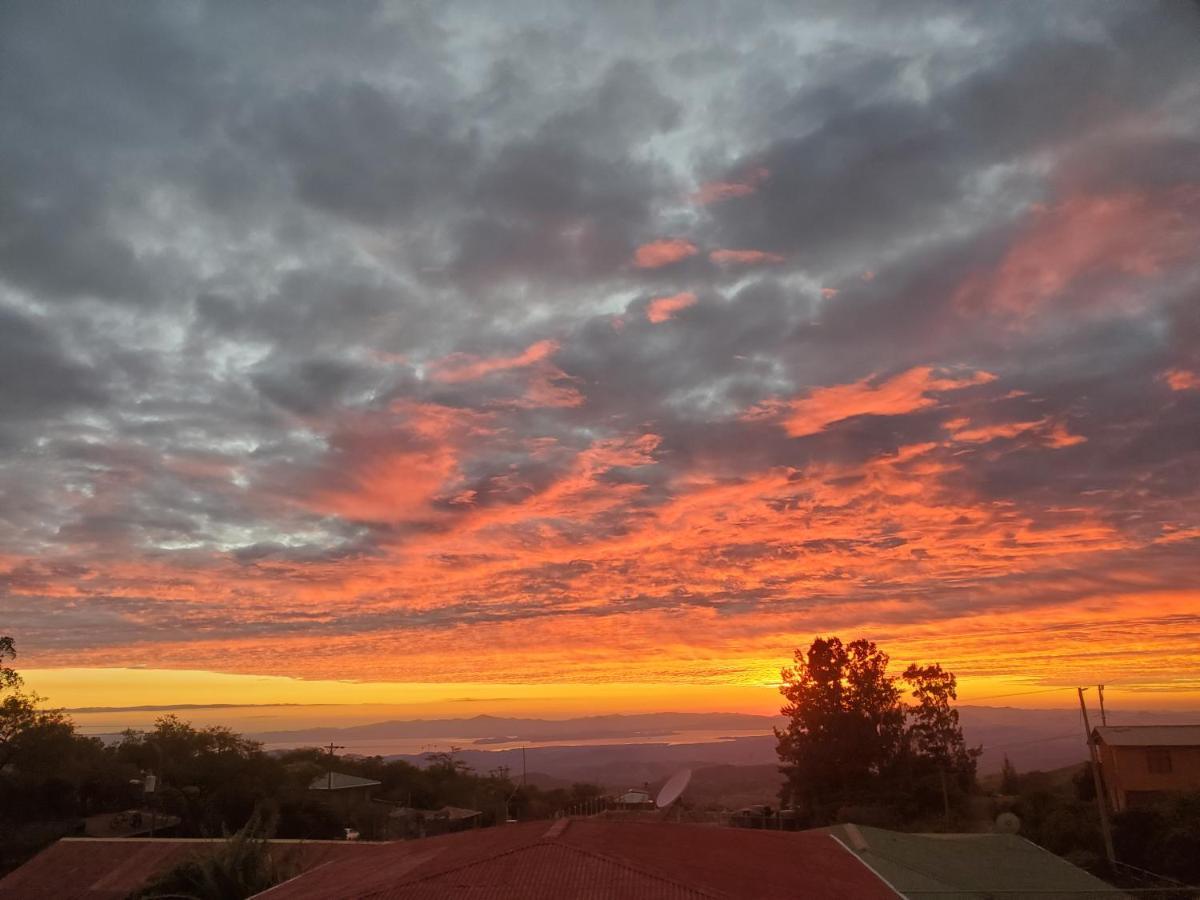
<box><xmin>962</xmin><ymin>686</ymin><xmax>1073</xmax><ymax>702</ymax></box>
<box><xmin>978</xmin><ymin>731</ymin><xmax>1081</xmax><ymax>751</ymax></box>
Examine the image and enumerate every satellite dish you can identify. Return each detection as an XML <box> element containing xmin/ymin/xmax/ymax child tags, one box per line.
<box><xmin>656</xmin><ymin>768</ymin><xmax>692</xmax><ymax>809</ymax></box>
<box><xmin>995</xmin><ymin>811</ymin><xmax>1021</xmax><ymax>835</ymax></box>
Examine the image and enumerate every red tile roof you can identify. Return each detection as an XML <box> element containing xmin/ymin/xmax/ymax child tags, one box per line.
<box><xmin>0</xmin><ymin>838</ymin><xmax>379</xmax><ymax>900</ymax></box>
<box><xmin>1</xmin><ymin>820</ymin><xmax>896</xmax><ymax>900</ymax></box>
<box><xmin>256</xmin><ymin>819</ymin><xmax>896</xmax><ymax>900</ymax></box>
<box><xmin>375</xmin><ymin>841</ymin><xmax>721</xmax><ymax>900</ymax></box>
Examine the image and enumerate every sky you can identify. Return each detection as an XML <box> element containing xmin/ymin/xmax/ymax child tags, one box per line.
<box><xmin>2</xmin><ymin>1</ymin><xmax>1200</xmax><ymax>717</ymax></box>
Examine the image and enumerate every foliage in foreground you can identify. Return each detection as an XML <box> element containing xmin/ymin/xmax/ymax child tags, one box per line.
<box><xmin>132</xmin><ymin>807</ymin><xmax>295</xmax><ymax>900</ymax></box>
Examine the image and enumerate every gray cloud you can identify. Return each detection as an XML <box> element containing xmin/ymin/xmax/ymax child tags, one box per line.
<box><xmin>0</xmin><ymin>0</ymin><xmax>1198</xmax><ymax>672</ymax></box>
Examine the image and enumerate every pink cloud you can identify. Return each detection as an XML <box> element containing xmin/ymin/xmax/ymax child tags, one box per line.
<box><xmin>710</xmin><ymin>249</ymin><xmax>785</xmax><ymax>266</ymax></box>
<box><xmin>305</xmin><ymin>402</ymin><xmax>492</xmax><ymax>525</ymax></box>
<box><xmin>647</xmin><ymin>291</ymin><xmax>697</xmax><ymax>324</ymax></box>
<box><xmin>429</xmin><ymin>339</ymin><xmax>559</xmax><ymax>383</ymax></box>
<box><xmin>692</xmin><ymin>167</ymin><xmax>770</xmax><ymax>205</ymax></box>
<box><xmin>945</xmin><ymin>416</ymin><xmax>1085</xmax><ymax>448</ymax></box>
<box><xmin>954</xmin><ymin>187</ymin><xmax>1200</xmax><ymax>320</ymax></box>
<box><xmin>633</xmin><ymin>239</ymin><xmax>698</xmax><ymax>269</ymax></box>
<box><xmin>751</xmin><ymin>366</ymin><xmax>996</xmax><ymax>437</ymax></box>
<box><xmin>1163</xmin><ymin>368</ymin><xmax>1200</xmax><ymax>391</ymax></box>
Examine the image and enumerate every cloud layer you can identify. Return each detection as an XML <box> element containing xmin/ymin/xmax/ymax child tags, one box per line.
<box><xmin>1</xmin><ymin>1</ymin><xmax>1199</xmax><ymax>693</ymax></box>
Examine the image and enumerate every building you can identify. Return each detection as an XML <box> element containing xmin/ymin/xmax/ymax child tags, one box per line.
<box><xmin>612</xmin><ymin>787</ymin><xmax>654</xmax><ymax>808</ymax></box>
<box><xmin>308</xmin><ymin>771</ymin><xmax>383</xmax><ymax>816</ymax></box>
<box><xmin>0</xmin><ymin>819</ymin><xmax>1125</xmax><ymax>899</ymax></box>
<box><xmin>822</xmin><ymin>823</ymin><xmax>1125</xmax><ymax>899</ymax></box>
<box><xmin>387</xmin><ymin>804</ymin><xmax>483</xmax><ymax>838</ymax></box>
<box><xmin>1093</xmin><ymin>724</ymin><xmax>1200</xmax><ymax>811</ymax></box>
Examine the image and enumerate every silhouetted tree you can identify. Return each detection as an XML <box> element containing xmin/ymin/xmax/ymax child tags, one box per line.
<box><xmin>0</xmin><ymin>636</ymin><xmax>18</xmax><ymax>691</ymax></box>
<box><xmin>776</xmin><ymin>637</ymin><xmax>978</xmax><ymax>824</ymax></box>
<box><xmin>117</xmin><ymin>715</ymin><xmax>282</xmax><ymax>836</ymax></box>
<box><xmin>0</xmin><ymin>636</ymin><xmax>72</xmax><ymax>772</ymax></box>
<box><xmin>902</xmin><ymin>662</ymin><xmax>979</xmax><ymax>814</ymax></box>
<box><xmin>1000</xmin><ymin>755</ymin><xmax>1020</xmax><ymax>794</ymax></box>
<box><xmin>775</xmin><ymin>637</ymin><xmax>904</xmax><ymax>818</ymax></box>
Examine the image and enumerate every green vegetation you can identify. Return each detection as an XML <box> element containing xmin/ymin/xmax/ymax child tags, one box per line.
<box><xmin>132</xmin><ymin>807</ymin><xmax>296</xmax><ymax>900</ymax></box>
<box><xmin>1002</xmin><ymin>760</ymin><xmax>1200</xmax><ymax>890</ymax></box>
<box><xmin>0</xmin><ymin>635</ymin><xmax>603</xmax><ymax>877</ymax></box>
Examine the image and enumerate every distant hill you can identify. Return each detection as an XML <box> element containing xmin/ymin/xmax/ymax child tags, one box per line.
<box><xmin>379</xmin><ymin>735</ymin><xmax>780</xmax><ymax>789</ymax></box>
<box><xmin>683</xmin><ymin>764</ymin><xmax>784</xmax><ymax>810</ymax></box>
<box><xmin>237</xmin><ymin>706</ymin><xmax>1200</xmax><ymax>783</ymax></box>
<box><xmin>978</xmin><ymin>762</ymin><xmax>1086</xmax><ymax>795</ymax></box>
<box><xmin>252</xmin><ymin>711</ymin><xmax>781</xmax><ymax>745</ymax></box>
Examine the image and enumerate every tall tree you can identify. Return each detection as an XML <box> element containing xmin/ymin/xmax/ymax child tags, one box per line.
<box><xmin>0</xmin><ymin>636</ymin><xmax>72</xmax><ymax>771</ymax></box>
<box><xmin>1</xmin><ymin>636</ymin><xmax>21</xmax><ymax>691</ymax></box>
<box><xmin>902</xmin><ymin>663</ymin><xmax>979</xmax><ymax>785</ymax></box>
<box><xmin>775</xmin><ymin>637</ymin><xmax>904</xmax><ymax>817</ymax></box>
<box><xmin>777</xmin><ymin>637</ymin><xmax>978</xmax><ymax>823</ymax></box>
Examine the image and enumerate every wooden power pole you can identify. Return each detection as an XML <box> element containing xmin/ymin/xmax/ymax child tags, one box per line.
<box><xmin>1077</xmin><ymin>688</ymin><xmax>1115</xmax><ymax>866</ymax></box>
<box><xmin>324</xmin><ymin>742</ymin><xmax>345</xmax><ymax>791</ymax></box>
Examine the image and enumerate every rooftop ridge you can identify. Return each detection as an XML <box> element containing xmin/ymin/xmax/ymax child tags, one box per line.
<box><xmin>366</xmin><ymin>835</ymin><xmax>729</xmax><ymax>899</ymax></box>
<box><xmin>542</xmin><ymin>817</ymin><xmax>571</xmax><ymax>838</ymax></box>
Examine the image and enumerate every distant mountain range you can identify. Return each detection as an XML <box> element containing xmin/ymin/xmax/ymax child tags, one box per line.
<box><xmin>251</xmin><ymin>711</ymin><xmax>781</xmax><ymax>745</ymax></box>
<box><xmin>245</xmin><ymin>707</ymin><xmax>1200</xmax><ymax>783</ymax></box>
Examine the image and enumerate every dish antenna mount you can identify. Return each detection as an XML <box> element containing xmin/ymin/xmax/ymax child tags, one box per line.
<box><xmin>655</xmin><ymin>768</ymin><xmax>692</xmax><ymax>809</ymax></box>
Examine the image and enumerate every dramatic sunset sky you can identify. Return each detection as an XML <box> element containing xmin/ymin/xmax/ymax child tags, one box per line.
<box><xmin>3</xmin><ymin>2</ymin><xmax>1199</xmax><ymax>718</ymax></box>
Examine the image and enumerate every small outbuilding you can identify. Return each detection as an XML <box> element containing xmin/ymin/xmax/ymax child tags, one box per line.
<box><xmin>1093</xmin><ymin>724</ymin><xmax>1200</xmax><ymax>811</ymax></box>
<box><xmin>308</xmin><ymin>772</ymin><xmax>382</xmax><ymax>815</ymax></box>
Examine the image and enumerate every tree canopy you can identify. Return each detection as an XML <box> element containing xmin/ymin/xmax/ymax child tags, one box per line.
<box><xmin>775</xmin><ymin>636</ymin><xmax>979</xmax><ymax>824</ymax></box>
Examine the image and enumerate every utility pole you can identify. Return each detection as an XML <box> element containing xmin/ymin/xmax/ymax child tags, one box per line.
<box><xmin>1078</xmin><ymin>688</ymin><xmax>1115</xmax><ymax>866</ymax></box>
<box><xmin>1097</xmin><ymin>685</ymin><xmax>1107</xmax><ymax>725</ymax></box>
<box><xmin>324</xmin><ymin>742</ymin><xmax>345</xmax><ymax>791</ymax></box>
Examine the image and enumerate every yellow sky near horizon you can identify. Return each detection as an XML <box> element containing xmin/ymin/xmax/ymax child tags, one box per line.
<box><xmin>24</xmin><ymin>667</ymin><xmax>1200</xmax><ymax>727</ymax></box>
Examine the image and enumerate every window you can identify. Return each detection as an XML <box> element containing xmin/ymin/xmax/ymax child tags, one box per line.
<box><xmin>1146</xmin><ymin>749</ymin><xmax>1172</xmax><ymax>774</ymax></box>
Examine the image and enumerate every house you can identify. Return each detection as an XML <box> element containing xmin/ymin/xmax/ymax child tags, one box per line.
<box><xmin>386</xmin><ymin>804</ymin><xmax>483</xmax><ymax>838</ymax></box>
<box><xmin>0</xmin><ymin>819</ymin><xmax>1125</xmax><ymax>899</ymax></box>
<box><xmin>822</xmin><ymin>823</ymin><xmax>1126</xmax><ymax>899</ymax></box>
<box><xmin>1093</xmin><ymin>724</ymin><xmax>1200</xmax><ymax>811</ymax></box>
<box><xmin>612</xmin><ymin>786</ymin><xmax>654</xmax><ymax>808</ymax></box>
<box><xmin>308</xmin><ymin>772</ymin><xmax>382</xmax><ymax>816</ymax></box>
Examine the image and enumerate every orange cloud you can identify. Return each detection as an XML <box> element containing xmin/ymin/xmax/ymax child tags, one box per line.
<box><xmin>633</xmin><ymin>239</ymin><xmax>698</xmax><ymax>269</ymax></box>
<box><xmin>647</xmin><ymin>291</ymin><xmax>697</xmax><ymax>323</ymax></box>
<box><xmin>710</xmin><ymin>249</ymin><xmax>785</xmax><ymax>266</ymax></box>
<box><xmin>23</xmin><ymin>424</ymin><xmax>1177</xmax><ymax>693</ymax></box>
<box><xmin>428</xmin><ymin>339</ymin><xmax>559</xmax><ymax>383</ymax></box>
<box><xmin>506</xmin><ymin>367</ymin><xmax>585</xmax><ymax>408</ymax></box>
<box><xmin>1163</xmin><ymin>368</ymin><xmax>1200</xmax><ymax>391</ymax></box>
<box><xmin>692</xmin><ymin>166</ymin><xmax>770</xmax><ymax>205</ymax></box>
<box><xmin>305</xmin><ymin>401</ymin><xmax>491</xmax><ymax>524</ymax></box>
<box><xmin>945</xmin><ymin>417</ymin><xmax>1085</xmax><ymax>448</ymax></box>
<box><xmin>755</xmin><ymin>366</ymin><xmax>996</xmax><ymax>437</ymax></box>
<box><xmin>955</xmin><ymin>187</ymin><xmax>1200</xmax><ymax>319</ymax></box>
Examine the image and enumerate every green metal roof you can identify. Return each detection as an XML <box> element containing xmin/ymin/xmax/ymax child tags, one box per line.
<box><xmin>822</xmin><ymin>824</ymin><xmax>1128</xmax><ymax>899</ymax></box>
